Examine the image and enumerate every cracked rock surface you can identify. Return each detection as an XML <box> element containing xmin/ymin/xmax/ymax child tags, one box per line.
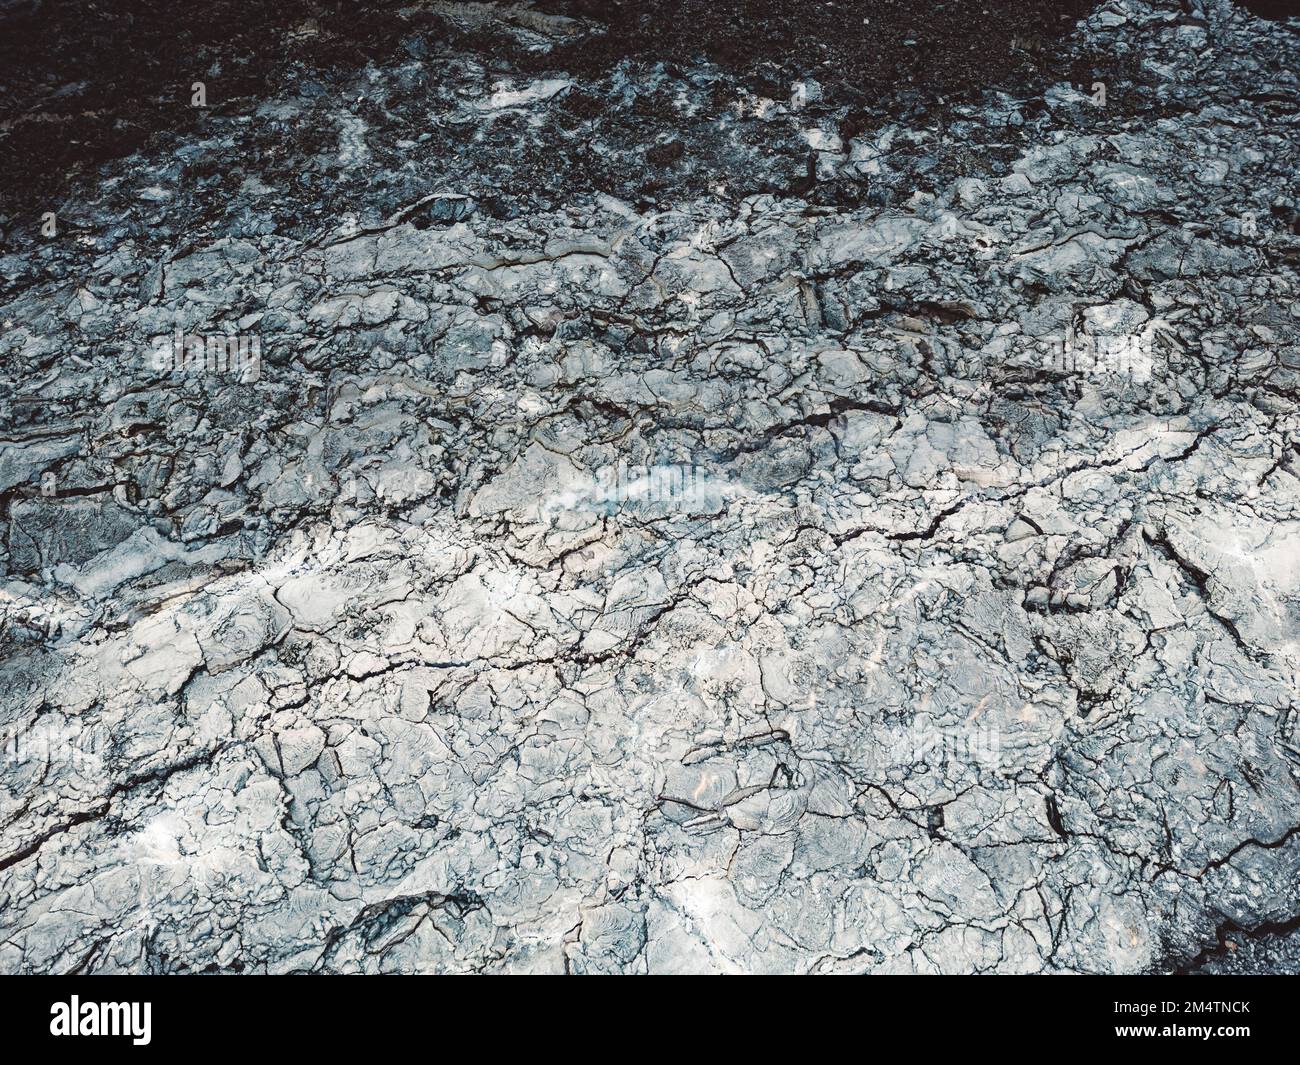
<box><xmin>1</xmin><ymin>0</ymin><xmax>1299</xmax><ymax>974</ymax></box>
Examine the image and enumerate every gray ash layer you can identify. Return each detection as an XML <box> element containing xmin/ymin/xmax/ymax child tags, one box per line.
<box><xmin>1</xmin><ymin>0</ymin><xmax>1299</xmax><ymax>974</ymax></box>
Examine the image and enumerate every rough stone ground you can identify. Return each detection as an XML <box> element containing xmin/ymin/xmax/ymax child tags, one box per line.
<box><xmin>0</xmin><ymin>0</ymin><xmax>1298</xmax><ymax>974</ymax></box>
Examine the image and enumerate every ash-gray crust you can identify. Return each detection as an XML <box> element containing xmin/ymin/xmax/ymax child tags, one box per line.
<box><xmin>1</xmin><ymin>0</ymin><xmax>1299</xmax><ymax>974</ymax></box>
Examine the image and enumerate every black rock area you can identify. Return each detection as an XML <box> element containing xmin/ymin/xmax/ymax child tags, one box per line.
<box><xmin>1</xmin><ymin>0</ymin><xmax>1096</xmax><ymax>221</ymax></box>
<box><xmin>1237</xmin><ymin>0</ymin><xmax>1300</xmax><ymax>18</ymax></box>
